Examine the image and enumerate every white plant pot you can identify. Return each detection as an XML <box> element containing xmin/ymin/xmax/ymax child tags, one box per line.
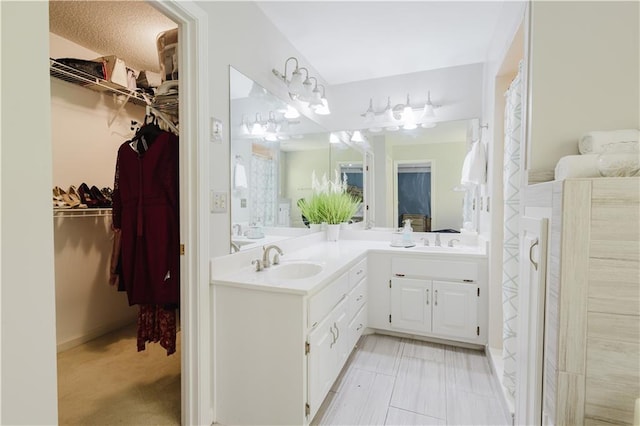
<box><xmin>326</xmin><ymin>224</ymin><xmax>340</xmax><ymax>241</ymax></box>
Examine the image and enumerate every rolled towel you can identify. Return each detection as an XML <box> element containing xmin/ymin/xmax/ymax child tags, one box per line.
<box><xmin>578</xmin><ymin>129</ymin><xmax>639</xmax><ymax>154</ymax></box>
<box><xmin>234</xmin><ymin>163</ymin><xmax>248</xmax><ymax>189</ymax></box>
<box><xmin>554</xmin><ymin>154</ymin><xmax>600</xmax><ymax>180</ymax></box>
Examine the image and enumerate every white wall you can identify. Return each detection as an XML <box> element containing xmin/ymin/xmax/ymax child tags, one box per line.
<box><xmin>1</xmin><ymin>2</ymin><xmax>59</xmax><ymax>424</ymax></box>
<box><xmin>50</xmin><ymin>33</ymin><xmax>140</xmax><ymax>350</ymax></box>
<box><xmin>201</xmin><ymin>1</ymin><xmax>331</xmax><ymax>257</ymax></box>
<box><xmin>328</xmin><ymin>63</ymin><xmax>485</xmax><ymax>132</ymax></box>
<box><xmin>528</xmin><ymin>1</ymin><xmax>640</xmax><ymax>173</ymax></box>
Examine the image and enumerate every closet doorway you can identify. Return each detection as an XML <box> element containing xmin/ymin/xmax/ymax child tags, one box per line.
<box><xmin>48</xmin><ymin>1</ymin><xmax>209</xmax><ymax>425</ymax></box>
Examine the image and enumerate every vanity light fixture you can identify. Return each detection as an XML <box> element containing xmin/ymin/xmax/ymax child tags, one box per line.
<box><xmin>329</xmin><ymin>132</ymin><xmax>340</xmax><ymax>144</ymax></box>
<box><xmin>264</xmin><ymin>112</ymin><xmax>278</xmax><ymax>141</ymax></box>
<box><xmin>362</xmin><ymin>92</ymin><xmax>440</xmax><ymax>131</ymax></box>
<box><xmin>284</xmin><ymin>104</ymin><xmax>300</xmax><ymax>119</ymax></box>
<box><xmin>314</xmin><ymin>84</ymin><xmax>331</xmax><ymax>115</ymax></box>
<box><xmin>272</xmin><ymin>56</ymin><xmax>330</xmax><ymax>115</ymax></box>
<box><xmin>251</xmin><ymin>113</ymin><xmax>264</xmax><ymax>136</ymax></box>
<box><xmin>351</xmin><ymin>130</ymin><xmax>364</xmax><ymax>143</ymax></box>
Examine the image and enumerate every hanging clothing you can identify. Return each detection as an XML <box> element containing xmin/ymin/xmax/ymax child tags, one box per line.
<box><xmin>112</xmin><ymin>130</ymin><xmax>180</xmax><ymax>307</ymax></box>
<box><xmin>137</xmin><ymin>304</ymin><xmax>177</xmax><ymax>356</ymax></box>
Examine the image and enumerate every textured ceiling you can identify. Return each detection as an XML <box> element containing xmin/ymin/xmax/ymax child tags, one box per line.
<box><xmin>49</xmin><ymin>0</ymin><xmax>177</xmax><ymax>73</ymax></box>
<box><xmin>257</xmin><ymin>1</ymin><xmax>506</xmax><ymax>85</ymax></box>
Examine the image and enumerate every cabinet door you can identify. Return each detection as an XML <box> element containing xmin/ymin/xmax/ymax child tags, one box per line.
<box><xmin>390</xmin><ymin>278</ymin><xmax>431</xmax><ymax>333</ymax></box>
<box><xmin>307</xmin><ymin>313</ymin><xmax>337</xmax><ymax>416</ymax></box>
<box><xmin>516</xmin><ymin>217</ymin><xmax>548</xmax><ymax>426</ymax></box>
<box><xmin>333</xmin><ymin>300</ymin><xmax>350</xmax><ymax>368</ymax></box>
<box><xmin>431</xmin><ymin>280</ymin><xmax>477</xmax><ymax>340</ymax></box>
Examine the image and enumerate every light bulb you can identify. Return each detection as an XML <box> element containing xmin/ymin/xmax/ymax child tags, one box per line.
<box><xmin>383</xmin><ymin>96</ymin><xmax>395</xmax><ymax>123</ymax></box>
<box><xmin>329</xmin><ymin>133</ymin><xmax>340</xmax><ymax>144</ymax></box>
<box><xmin>251</xmin><ymin>113</ymin><xmax>264</xmax><ymax>136</ymax></box>
<box><xmin>351</xmin><ymin>130</ymin><xmax>364</xmax><ymax>143</ymax></box>
<box><xmin>315</xmin><ymin>98</ymin><xmax>331</xmax><ymax>115</ymax></box>
<box><xmin>308</xmin><ymin>87</ymin><xmax>323</xmax><ymax>109</ymax></box>
<box><xmin>284</xmin><ymin>105</ymin><xmax>300</xmax><ymax>119</ymax></box>
<box><xmin>288</xmin><ymin>68</ymin><xmax>304</xmax><ymax>98</ymax></box>
<box><xmin>402</xmin><ymin>105</ymin><xmax>416</xmax><ymax>130</ymax></box>
<box><xmin>422</xmin><ymin>91</ymin><xmax>436</xmax><ymax>118</ymax></box>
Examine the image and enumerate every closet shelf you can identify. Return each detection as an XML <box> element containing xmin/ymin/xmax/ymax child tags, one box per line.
<box><xmin>53</xmin><ymin>207</ymin><xmax>112</xmax><ymax>218</ymax></box>
<box><xmin>50</xmin><ymin>58</ymin><xmax>147</xmax><ymax>106</ymax></box>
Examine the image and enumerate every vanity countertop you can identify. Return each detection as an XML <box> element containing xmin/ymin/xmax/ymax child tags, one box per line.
<box><xmin>211</xmin><ymin>237</ymin><xmax>486</xmax><ymax>296</ymax></box>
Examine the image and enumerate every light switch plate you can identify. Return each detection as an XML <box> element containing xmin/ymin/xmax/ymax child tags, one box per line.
<box><xmin>211</xmin><ymin>191</ymin><xmax>227</xmax><ymax>213</ymax></box>
<box><xmin>210</xmin><ymin>117</ymin><xmax>223</xmax><ymax>143</ymax></box>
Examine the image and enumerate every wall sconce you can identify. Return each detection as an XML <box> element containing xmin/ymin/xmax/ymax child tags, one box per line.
<box><xmin>273</xmin><ymin>56</ymin><xmax>330</xmax><ymax>115</ymax></box>
<box><xmin>361</xmin><ymin>92</ymin><xmax>440</xmax><ymax>131</ymax></box>
<box><xmin>239</xmin><ymin>110</ymin><xmax>299</xmax><ymax>142</ymax></box>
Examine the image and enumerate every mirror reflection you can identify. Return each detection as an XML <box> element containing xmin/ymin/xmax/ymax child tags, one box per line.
<box><xmin>230</xmin><ymin>66</ymin><xmax>476</xmax><ymax>253</ymax></box>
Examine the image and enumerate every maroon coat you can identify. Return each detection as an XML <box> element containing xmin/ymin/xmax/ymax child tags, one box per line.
<box><xmin>112</xmin><ymin>132</ymin><xmax>180</xmax><ymax>306</ymax></box>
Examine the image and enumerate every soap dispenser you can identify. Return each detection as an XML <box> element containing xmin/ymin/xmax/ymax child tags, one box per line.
<box><xmin>402</xmin><ymin>219</ymin><xmax>413</xmax><ymax>245</ymax></box>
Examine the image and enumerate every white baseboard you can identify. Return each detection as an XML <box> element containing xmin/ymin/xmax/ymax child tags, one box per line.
<box><xmin>486</xmin><ymin>345</ymin><xmax>515</xmax><ymax>426</ymax></box>
<box><xmin>56</xmin><ymin>318</ymin><xmax>136</xmax><ymax>353</ymax></box>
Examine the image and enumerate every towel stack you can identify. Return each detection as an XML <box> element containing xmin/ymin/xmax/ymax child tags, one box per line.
<box><xmin>554</xmin><ymin>129</ymin><xmax>639</xmax><ymax>180</ymax></box>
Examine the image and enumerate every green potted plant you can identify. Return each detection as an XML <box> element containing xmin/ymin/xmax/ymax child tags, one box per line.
<box><xmin>299</xmin><ymin>171</ymin><xmax>360</xmax><ymax>240</ymax></box>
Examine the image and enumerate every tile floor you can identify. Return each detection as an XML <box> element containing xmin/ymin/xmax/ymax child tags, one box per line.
<box><xmin>312</xmin><ymin>333</ymin><xmax>510</xmax><ymax>426</ymax></box>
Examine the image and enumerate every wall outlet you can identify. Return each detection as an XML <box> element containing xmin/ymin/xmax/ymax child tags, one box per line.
<box><xmin>211</xmin><ymin>191</ymin><xmax>227</xmax><ymax>213</ymax></box>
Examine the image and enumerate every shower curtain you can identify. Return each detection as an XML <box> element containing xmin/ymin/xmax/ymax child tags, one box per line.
<box><xmin>502</xmin><ymin>62</ymin><xmax>523</xmax><ymax>405</ymax></box>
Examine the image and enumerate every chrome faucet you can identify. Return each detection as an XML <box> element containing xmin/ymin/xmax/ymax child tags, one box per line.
<box><xmin>421</xmin><ymin>237</ymin><xmax>430</xmax><ymax>246</ymax></box>
<box><xmin>232</xmin><ymin>224</ymin><xmax>242</xmax><ymax>236</ymax></box>
<box><xmin>230</xmin><ymin>241</ymin><xmax>240</xmax><ymax>253</ymax></box>
<box><xmin>262</xmin><ymin>245</ymin><xmax>284</xmax><ymax>268</ymax></box>
<box><xmin>435</xmin><ymin>234</ymin><xmax>441</xmax><ymax>247</ymax></box>
<box><xmin>448</xmin><ymin>238</ymin><xmax>460</xmax><ymax>247</ymax></box>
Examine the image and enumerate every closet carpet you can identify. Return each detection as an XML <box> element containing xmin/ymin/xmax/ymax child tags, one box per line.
<box><xmin>57</xmin><ymin>323</ymin><xmax>180</xmax><ymax>425</ymax></box>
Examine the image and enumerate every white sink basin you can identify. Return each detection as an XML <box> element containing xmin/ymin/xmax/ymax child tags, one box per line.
<box><xmin>267</xmin><ymin>262</ymin><xmax>323</xmax><ymax>280</ymax></box>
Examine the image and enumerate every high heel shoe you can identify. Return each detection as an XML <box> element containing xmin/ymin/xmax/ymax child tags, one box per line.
<box><xmin>53</xmin><ymin>187</ymin><xmax>70</xmax><ymax>209</ymax></box>
<box><xmin>90</xmin><ymin>185</ymin><xmax>110</xmax><ymax>207</ymax></box>
<box><xmin>68</xmin><ymin>186</ymin><xmax>88</xmax><ymax>209</ymax></box>
<box><xmin>57</xmin><ymin>186</ymin><xmax>80</xmax><ymax>208</ymax></box>
<box><xmin>78</xmin><ymin>183</ymin><xmax>99</xmax><ymax>208</ymax></box>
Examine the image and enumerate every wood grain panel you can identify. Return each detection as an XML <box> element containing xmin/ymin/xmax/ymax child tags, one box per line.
<box><xmin>558</xmin><ymin>180</ymin><xmax>591</xmax><ymax>374</ymax></box>
<box><xmin>585</xmin><ymin>337</ymin><xmax>640</xmax><ymax>396</ymax></box>
<box><xmin>588</xmin><ymin>258</ymin><xmax>640</xmax><ymax>316</ymax></box>
<box><xmin>585</xmin><ymin>377</ymin><xmax>637</xmax><ymax>425</ymax></box>
<box><xmin>587</xmin><ymin>312</ymin><xmax>640</xmax><ymax>343</ymax></box>
<box><xmin>590</xmin><ymin>178</ymin><xmax>640</xmax><ymax>204</ymax></box>
<box><xmin>589</xmin><ymin>240</ymin><xmax>640</xmax><ymax>262</ymax></box>
<box><xmin>556</xmin><ymin>372</ymin><xmax>585</xmax><ymax>425</ymax></box>
<box><xmin>590</xmin><ymin>205</ymin><xmax>640</xmax><ymax>242</ymax></box>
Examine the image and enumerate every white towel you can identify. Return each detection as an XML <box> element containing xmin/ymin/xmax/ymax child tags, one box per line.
<box><xmin>234</xmin><ymin>163</ymin><xmax>248</xmax><ymax>189</ymax></box>
<box><xmin>554</xmin><ymin>154</ymin><xmax>600</xmax><ymax>180</ymax></box>
<box><xmin>461</xmin><ymin>141</ymin><xmax>487</xmax><ymax>185</ymax></box>
<box><xmin>578</xmin><ymin>129</ymin><xmax>639</xmax><ymax>154</ymax></box>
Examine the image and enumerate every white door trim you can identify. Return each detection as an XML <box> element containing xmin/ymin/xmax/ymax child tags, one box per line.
<box><xmin>147</xmin><ymin>2</ymin><xmax>211</xmax><ymax>425</ymax></box>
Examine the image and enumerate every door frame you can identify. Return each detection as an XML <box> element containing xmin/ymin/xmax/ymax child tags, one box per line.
<box><xmin>393</xmin><ymin>159</ymin><xmax>435</xmax><ymax>229</ymax></box>
<box><xmin>147</xmin><ymin>2</ymin><xmax>211</xmax><ymax>424</ymax></box>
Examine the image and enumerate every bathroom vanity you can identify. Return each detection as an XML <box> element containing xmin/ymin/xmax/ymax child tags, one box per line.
<box><xmin>211</xmin><ymin>235</ymin><xmax>487</xmax><ymax>425</ymax></box>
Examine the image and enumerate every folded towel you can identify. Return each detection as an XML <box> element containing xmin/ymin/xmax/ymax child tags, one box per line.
<box><xmin>578</xmin><ymin>129</ymin><xmax>639</xmax><ymax>154</ymax></box>
<box><xmin>234</xmin><ymin>163</ymin><xmax>248</xmax><ymax>189</ymax></box>
<box><xmin>554</xmin><ymin>154</ymin><xmax>600</xmax><ymax>180</ymax></box>
<box><xmin>461</xmin><ymin>141</ymin><xmax>487</xmax><ymax>185</ymax></box>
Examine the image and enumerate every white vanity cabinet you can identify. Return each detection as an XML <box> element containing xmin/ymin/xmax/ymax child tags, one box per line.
<box><xmin>369</xmin><ymin>253</ymin><xmax>487</xmax><ymax>345</ymax></box>
<box><xmin>214</xmin><ymin>254</ymin><xmax>368</xmax><ymax>425</ymax></box>
<box><xmin>307</xmin><ymin>257</ymin><xmax>367</xmax><ymax>420</ymax></box>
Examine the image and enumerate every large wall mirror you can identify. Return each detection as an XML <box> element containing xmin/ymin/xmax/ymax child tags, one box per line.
<box><xmin>230</xmin><ymin>66</ymin><xmax>477</xmax><ymax>253</ymax></box>
<box><xmin>230</xmin><ymin>67</ymin><xmax>363</xmax><ymax>252</ymax></box>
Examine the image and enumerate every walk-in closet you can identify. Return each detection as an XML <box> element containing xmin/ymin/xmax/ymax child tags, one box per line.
<box><xmin>49</xmin><ymin>2</ymin><xmax>181</xmax><ymax>424</ymax></box>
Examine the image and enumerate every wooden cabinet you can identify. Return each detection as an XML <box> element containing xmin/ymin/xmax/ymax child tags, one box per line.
<box><xmin>307</xmin><ymin>257</ymin><xmax>368</xmax><ymax>420</ymax></box>
<box><xmin>432</xmin><ymin>280</ymin><xmax>478</xmax><ymax>340</ymax></box>
<box><xmin>390</xmin><ymin>277</ymin><xmax>478</xmax><ymax>341</ymax></box>
<box><xmin>387</xmin><ymin>256</ymin><xmax>486</xmax><ymax>344</ymax></box>
<box><xmin>390</xmin><ymin>277</ymin><xmax>431</xmax><ymax>333</ymax></box>
<box><xmin>524</xmin><ymin>178</ymin><xmax>640</xmax><ymax>426</ymax></box>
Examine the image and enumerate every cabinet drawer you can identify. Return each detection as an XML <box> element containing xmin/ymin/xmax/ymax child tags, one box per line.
<box><xmin>392</xmin><ymin>258</ymin><xmax>477</xmax><ymax>281</ymax></box>
<box><xmin>349</xmin><ymin>257</ymin><xmax>367</xmax><ymax>289</ymax></box>
<box><xmin>348</xmin><ymin>277</ymin><xmax>367</xmax><ymax>320</ymax></box>
<box><xmin>348</xmin><ymin>304</ymin><xmax>367</xmax><ymax>350</ymax></box>
<box><xmin>309</xmin><ymin>272</ymin><xmax>348</xmax><ymax>328</ymax></box>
